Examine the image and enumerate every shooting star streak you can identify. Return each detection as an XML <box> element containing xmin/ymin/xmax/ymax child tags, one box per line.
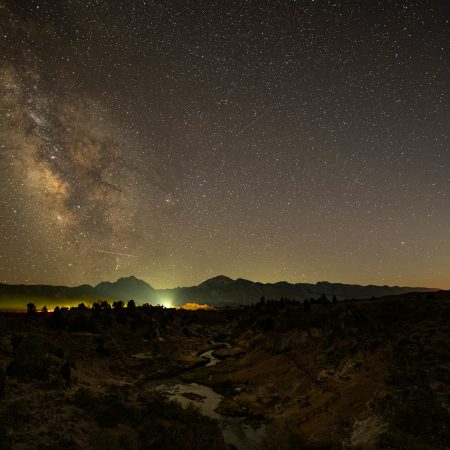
<box><xmin>97</xmin><ymin>250</ymin><xmax>139</xmax><ymax>258</ymax></box>
<box><xmin>212</xmin><ymin>103</ymin><xmax>281</xmax><ymax>152</ymax></box>
<box><xmin>234</xmin><ymin>106</ymin><xmax>275</xmax><ymax>137</ymax></box>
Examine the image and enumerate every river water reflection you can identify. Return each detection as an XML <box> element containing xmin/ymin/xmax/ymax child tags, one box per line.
<box><xmin>152</xmin><ymin>342</ymin><xmax>265</xmax><ymax>449</ymax></box>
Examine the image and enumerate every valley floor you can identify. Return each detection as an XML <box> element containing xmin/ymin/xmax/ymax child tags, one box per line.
<box><xmin>0</xmin><ymin>292</ymin><xmax>449</xmax><ymax>449</ymax></box>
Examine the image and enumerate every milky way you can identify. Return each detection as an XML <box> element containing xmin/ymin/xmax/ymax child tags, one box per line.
<box><xmin>1</xmin><ymin>0</ymin><xmax>449</xmax><ymax>288</ymax></box>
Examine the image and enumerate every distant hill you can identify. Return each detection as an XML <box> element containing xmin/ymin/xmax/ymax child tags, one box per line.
<box><xmin>0</xmin><ymin>276</ymin><xmax>156</xmax><ymax>310</ymax></box>
<box><xmin>0</xmin><ymin>275</ymin><xmax>437</xmax><ymax>310</ymax></box>
<box><xmin>0</xmin><ymin>283</ymin><xmax>99</xmax><ymax>301</ymax></box>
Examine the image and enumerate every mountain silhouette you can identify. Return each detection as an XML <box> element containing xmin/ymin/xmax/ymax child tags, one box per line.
<box><xmin>160</xmin><ymin>276</ymin><xmax>437</xmax><ymax>306</ymax></box>
<box><xmin>95</xmin><ymin>276</ymin><xmax>155</xmax><ymax>303</ymax></box>
<box><xmin>0</xmin><ymin>275</ymin><xmax>437</xmax><ymax>309</ymax></box>
<box><xmin>198</xmin><ymin>275</ymin><xmax>234</xmax><ymax>287</ymax></box>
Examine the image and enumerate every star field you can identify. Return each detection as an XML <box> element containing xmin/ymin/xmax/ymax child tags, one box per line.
<box><xmin>0</xmin><ymin>0</ymin><xmax>449</xmax><ymax>288</ymax></box>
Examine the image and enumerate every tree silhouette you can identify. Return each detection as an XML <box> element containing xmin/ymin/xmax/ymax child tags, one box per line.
<box><xmin>112</xmin><ymin>300</ymin><xmax>124</xmax><ymax>311</ymax></box>
<box><xmin>127</xmin><ymin>299</ymin><xmax>136</xmax><ymax>310</ymax></box>
<box><xmin>303</xmin><ymin>299</ymin><xmax>311</xmax><ymax>313</ymax></box>
<box><xmin>27</xmin><ymin>303</ymin><xmax>36</xmax><ymax>315</ymax></box>
<box><xmin>100</xmin><ymin>301</ymin><xmax>110</xmax><ymax>310</ymax></box>
<box><xmin>48</xmin><ymin>306</ymin><xmax>65</xmax><ymax>329</ymax></box>
<box><xmin>92</xmin><ymin>302</ymin><xmax>101</xmax><ymax>311</ymax></box>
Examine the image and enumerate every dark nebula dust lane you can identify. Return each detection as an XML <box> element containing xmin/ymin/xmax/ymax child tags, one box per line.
<box><xmin>1</xmin><ymin>0</ymin><xmax>449</xmax><ymax>288</ymax></box>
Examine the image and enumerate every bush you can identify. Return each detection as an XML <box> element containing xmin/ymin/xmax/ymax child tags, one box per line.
<box><xmin>260</xmin><ymin>422</ymin><xmax>307</xmax><ymax>449</ymax></box>
<box><xmin>47</xmin><ymin>307</ymin><xmax>66</xmax><ymax>330</ymax></box>
<box><xmin>135</xmin><ymin>392</ymin><xmax>226</xmax><ymax>450</ymax></box>
<box><xmin>259</xmin><ymin>316</ymin><xmax>274</xmax><ymax>332</ymax></box>
<box><xmin>0</xmin><ymin>367</ymin><xmax>5</xmax><ymax>396</ymax></box>
<box><xmin>72</xmin><ymin>388</ymin><xmax>98</xmax><ymax>410</ymax></box>
<box><xmin>88</xmin><ymin>428</ymin><xmax>131</xmax><ymax>450</ymax></box>
<box><xmin>6</xmin><ymin>335</ymin><xmax>49</xmax><ymax>380</ymax></box>
<box><xmin>72</xmin><ymin>389</ymin><xmax>132</xmax><ymax>427</ymax></box>
<box><xmin>0</xmin><ymin>426</ymin><xmax>11</xmax><ymax>450</ymax></box>
<box><xmin>0</xmin><ymin>399</ymin><xmax>29</xmax><ymax>431</ymax></box>
<box><xmin>67</xmin><ymin>313</ymin><xmax>90</xmax><ymax>332</ymax></box>
<box><xmin>93</xmin><ymin>394</ymin><xmax>132</xmax><ymax>427</ymax></box>
<box><xmin>36</xmin><ymin>435</ymin><xmax>78</xmax><ymax>450</ymax></box>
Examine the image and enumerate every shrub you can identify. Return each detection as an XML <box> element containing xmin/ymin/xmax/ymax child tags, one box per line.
<box><xmin>259</xmin><ymin>316</ymin><xmax>274</xmax><ymax>332</ymax></box>
<box><xmin>67</xmin><ymin>313</ymin><xmax>90</xmax><ymax>332</ymax></box>
<box><xmin>88</xmin><ymin>428</ymin><xmax>129</xmax><ymax>450</ymax></box>
<box><xmin>73</xmin><ymin>389</ymin><xmax>132</xmax><ymax>427</ymax></box>
<box><xmin>93</xmin><ymin>394</ymin><xmax>132</xmax><ymax>427</ymax></box>
<box><xmin>136</xmin><ymin>393</ymin><xmax>226</xmax><ymax>450</ymax></box>
<box><xmin>260</xmin><ymin>422</ymin><xmax>307</xmax><ymax>449</ymax></box>
<box><xmin>0</xmin><ymin>367</ymin><xmax>5</xmax><ymax>396</ymax></box>
<box><xmin>60</xmin><ymin>360</ymin><xmax>71</xmax><ymax>384</ymax></box>
<box><xmin>0</xmin><ymin>425</ymin><xmax>11</xmax><ymax>450</ymax></box>
<box><xmin>36</xmin><ymin>435</ymin><xmax>78</xmax><ymax>450</ymax></box>
<box><xmin>72</xmin><ymin>388</ymin><xmax>98</xmax><ymax>410</ymax></box>
<box><xmin>6</xmin><ymin>335</ymin><xmax>49</xmax><ymax>380</ymax></box>
<box><xmin>47</xmin><ymin>307</ymin><xmax>66</xmax><ymax>330</ymax></box>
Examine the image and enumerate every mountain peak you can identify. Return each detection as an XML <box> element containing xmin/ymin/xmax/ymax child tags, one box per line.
<box><xmin>199</xmin><ymin>275</ymin><xmax>234</xmax><ymax>287</ymax></box>
<box><xmin>96</xmin><ymin>275</ymin><xmax>152</xmax><ymax>289</ymax></box>
<box><xmin>116</xmin><ymin>275</ymin><xmax>143</xmax><ymax>284</ymax></box>
<box><xmin>119</xmin><ymin>275</ymin><xmax>138</xmax><ymax>281</ymax></box>
<box><xmin>119</xmin><ymin>275</ymin><xmax>152</xmax><ymax>286</ymax></box>
<box><xmin>95</xmin><ymin>275</ymin><xmax>155</xmax><ymax>302</ymax></box>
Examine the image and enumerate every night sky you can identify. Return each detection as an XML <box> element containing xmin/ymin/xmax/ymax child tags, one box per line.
<box><xmin>1</xmin><ymin>0</ymin><xmax>449</xmax><ymax>289</ymax></box>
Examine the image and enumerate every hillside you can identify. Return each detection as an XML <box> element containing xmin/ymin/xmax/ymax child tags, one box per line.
<box><xmin>0</xmin><ymin>291</ymin><xmax>448</xmax><ymax>449</ymax></box>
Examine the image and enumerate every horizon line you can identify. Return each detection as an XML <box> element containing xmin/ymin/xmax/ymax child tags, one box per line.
<box><xmin>0</xmin><ymin>274</ymin><xmax>442</xmax><ymax>291</ymax></box>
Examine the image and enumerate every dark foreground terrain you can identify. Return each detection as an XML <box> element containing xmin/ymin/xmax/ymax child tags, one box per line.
<box><xmin>0</xmin><ymin>292</ymin><xmax>449</xmax><ymax>449</ymax></box>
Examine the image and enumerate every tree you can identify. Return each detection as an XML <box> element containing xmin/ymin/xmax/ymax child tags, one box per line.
<box><xmin>27</xmin><ymin>303</ymin><xmax>36</xmax><ymax>315</ymax></box>
<box><xmin>112</xmin><ymin>300</ymin><xmax>124</xmax><ymax>311</ymax></box>
<box><xmin>47</xmin><ymin>306</ymin><xmax>65</xmax><ymax>330</ymax></box>
<box><xmin>126</xmin><ymin>300</ymin><xmax>136</xmax><ymax>322</ymax></box>
<box><xmin>303</xmin><ymin>299</ymin><xmax>311</xmax><ymax>313</ymax></box>
<box><xmin>41</xmin><ymin>305</ymin><xmax>48</xmax><ymax>315</ymax></box>
<box><xmin>127</xmin><ymin>299</ymin><xmax>136</xmax><ymax>310</ymax></box>
<box><xmin>92</xmin><ymin>302</ymin><xmax>101</xmax><ymax>311</ymax></box>
<box><xmin>100</xmin><ymin>301</ymin><xmax>110</xmax><ymax>310</ymax></box>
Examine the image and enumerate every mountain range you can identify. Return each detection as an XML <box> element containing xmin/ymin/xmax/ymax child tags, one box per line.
<box><xmin>0</xmin><ymin>275</ymin><xmax>438</xmax><ymax>309</ymax></box>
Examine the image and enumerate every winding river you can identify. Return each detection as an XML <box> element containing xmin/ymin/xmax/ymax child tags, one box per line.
<box><xmin>150</xmin><ymin>342</ymin><xmax>266</xmax><ymax>450</ymax></box>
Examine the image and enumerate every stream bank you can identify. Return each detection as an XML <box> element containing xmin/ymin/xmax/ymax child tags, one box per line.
<box><xmin>148</xmin><ymin>341</ymin><xmax>266</xmax><ymax>450</ymax></box>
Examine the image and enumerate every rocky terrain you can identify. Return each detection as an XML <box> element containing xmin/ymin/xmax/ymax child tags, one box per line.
<box><xmin>0</xmin><ymin>291</ymin><xmax>449</xmax><ymax>449</ymax></box>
